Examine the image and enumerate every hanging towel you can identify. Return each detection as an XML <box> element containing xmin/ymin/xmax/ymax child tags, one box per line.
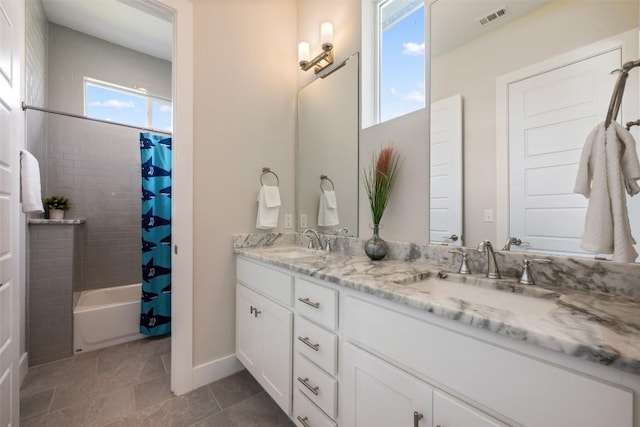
<box><xmin>574</xmin><ymin>121</ymin><xmax>640</xmax><ymax>263</ymax></box>
<box><xmin>19</xmin><ymin>150</ymin><xmax>44</xmax><ymax>213</ymax></box>
<box><xmin>256</xmin><ymin>185</ymin><xmax>281</xmax><ymax>229</ymax></box>
<box><xmin>318</xmin><ymin>190</ymin><xmax>340</xmax><ymax>227</ymax></box>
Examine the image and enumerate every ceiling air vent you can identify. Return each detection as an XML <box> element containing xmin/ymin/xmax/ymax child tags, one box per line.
<box><xmin>476</xmin><ymin>6</ymin><xmax>510</xmax><ymax>26</ymax></box>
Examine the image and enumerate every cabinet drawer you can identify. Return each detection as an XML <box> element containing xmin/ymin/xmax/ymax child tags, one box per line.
<box><xmin>237</xmin><ymin>257</ymin><xmax>293</xmax><ymax>306</ymax></box>
<box><xmin>345</xmin><ymin>294</ymin><xmax>633</xmax><ymax>427</ymax></box>
<box><xmin>293</xmin><ymin>389</ymin><xmax>337</xmax><ymax>427</ymax></box>
<box><xmin>295</xmin><ymin>278</ymin><xmax>338</xmax><ymax>330</ymax></box>
<box><xmin>295</xmin><ymin>316</ymin><xmax>338</xmax><ymax>375</ymax></box>
<box><xmin>294</xmin><ymin>354</ymin><xmax>338</xmax><ymax>419</ymax></box>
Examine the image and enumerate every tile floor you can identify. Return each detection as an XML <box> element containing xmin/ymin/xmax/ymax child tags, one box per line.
<box><xmin>20</xmin><ymin>336</ymin><xmax>295</xmax><ymax>427</ymax></box>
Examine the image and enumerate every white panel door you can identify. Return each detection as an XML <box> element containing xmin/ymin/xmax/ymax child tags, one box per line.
<box><xmin>342</xmin><ymin>343</ymin><xmax>433</xmax><ymax>427</ymax></box>
<box><xmin>0</xmin><ymin>0</ymin><xmax>22</xmax><ymax>425</ymax></box>
<box><xmin>430</xmin><ymin>94</ymin><xmax>463</xmax><ymax>246</ymax></box>
<box><xmin>508</xmin><ymin>49</ymin><xmax>621</xmax><ymax>256</ymax></box>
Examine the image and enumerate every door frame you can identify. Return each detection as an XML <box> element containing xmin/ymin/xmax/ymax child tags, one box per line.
<box><xmin>495</xmin><ymin>30</ymin><xmax>638</xmax><ymax>247</ymax></box>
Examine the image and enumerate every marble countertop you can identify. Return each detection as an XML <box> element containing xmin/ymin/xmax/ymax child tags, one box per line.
<box><xmin>235</xmin><ymin>244</ymin><xmax>640</xmax><ymax>376</ymax></box>
<box><xmin>28</xmin><ymin>218</ymin><xmax>86</xmax><ymax>225</ymax></box>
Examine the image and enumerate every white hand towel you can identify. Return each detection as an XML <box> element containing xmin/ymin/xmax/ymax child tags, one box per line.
<box><xmin>20</xmin><ymin>150</ymin><xmax>44</xmax><ymax>213</ymax></box>
<box><xmin>256</xmin><ymin>185</ymin><xmax>280</xmax><ymax>229</ymax></box>
<box><xmin>575</xmin><ymin>122</ymin><xmax>640</xmax><ymax>263</ymax></box>
<box><xmin>318</xmin><ymin>190</ymin><xmax>339</xmax><ymax>227</ymax></box>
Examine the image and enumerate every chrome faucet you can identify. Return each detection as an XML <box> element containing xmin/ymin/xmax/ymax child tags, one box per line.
<box><xmin>503</xmin><ymin>236</ymin><xmax>528</xmax><ymax>251</ymax></box>
<box><xmin>477</xmin><ymin>240</ymin><xmax>501</xmax><ymax>279</ymax></box>
<box><xmin>303</xmin><ymin>229</ymin><xmax>322</xmax><ymax>249</ymax></box>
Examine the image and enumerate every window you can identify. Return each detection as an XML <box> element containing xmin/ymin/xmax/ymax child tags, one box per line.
<box><xmin>84</xmin><ymin>78</ymin><xmax>172</xmax><ymax>132</ymax></box>
<box><xmin>378</xmin><ymin>0</ymin><xmax>426</xmax><ymax>123</ymax></box>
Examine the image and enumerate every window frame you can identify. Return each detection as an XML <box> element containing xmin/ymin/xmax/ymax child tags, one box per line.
<box><xmin>374</xmin><ymin>0</ymin><xmax>427</xmax><ymax>124</ymax></box>
<box><xmin>83</xmin><ymin>77</ymin><xmax>172</xmax><ymax>131</ymax></box>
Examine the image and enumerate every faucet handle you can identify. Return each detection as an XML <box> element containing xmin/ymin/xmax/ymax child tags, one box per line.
<box><xmin>519</xmin><ymin>258</ymin><xmax>551</xmax><ymax>285</ymax></box>
<box><xmin>448</xmin><ymin>250</ymin><xmax>472</xmax><ymax>275</ymax></box>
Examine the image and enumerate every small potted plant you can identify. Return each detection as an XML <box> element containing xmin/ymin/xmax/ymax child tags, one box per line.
<box><xmin>44</xmin><ymin>195</ymin><xmax>71</xmax><ymax>220</ymax></box>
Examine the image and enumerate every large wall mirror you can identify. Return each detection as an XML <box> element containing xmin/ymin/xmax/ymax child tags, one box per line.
<box><xmin>297</xmin><ymin>53</ymin><xmax>359</xmax><ymax>236</ymax></box>
<box><xmin>430</xmin><ymin>0</ymin><xmax>640</xmax><ymax>261</ymax></box>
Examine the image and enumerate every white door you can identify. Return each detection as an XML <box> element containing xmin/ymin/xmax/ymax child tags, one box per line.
<box><xmin>508</xmin><ymin>48</ymin><xmax>623</xmax><ymax>256</ymax></box>
<box><xmin>342</xmin><ymin>343</ymin><xmax>433</xmax><ymax>427</ymax></box>
<box><xmin>0</xmin><ymin>0</ymin><xmax>23</xmax><ymax>425</ymax></box>
<box><xmin>430</xmin><ymin>94</ymin><xmax>463</xmax><ymax>246</ymax></box>
<box><xmin>434</xmin><ymin>391</ymin><xmax>506</xmax><ymax>427</ymax></box>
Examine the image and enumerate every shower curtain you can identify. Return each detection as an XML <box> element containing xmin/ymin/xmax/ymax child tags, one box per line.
<box><xmin>140</xmin><ymin>132</ymin><xmax>172</xmax><ymax>336</ymax></box>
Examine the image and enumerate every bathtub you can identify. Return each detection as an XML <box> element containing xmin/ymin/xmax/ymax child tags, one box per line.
<box><xmin>73</xmin><ymin>283</ymin><xmax>146</xmax><ymax>353</ymax></box>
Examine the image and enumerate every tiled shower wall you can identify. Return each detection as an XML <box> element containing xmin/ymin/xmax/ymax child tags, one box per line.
<box><xmin>25</xmin><ymin>0</ymin><xmax>48</xmax><ymax>184</ymax></box>
<box><xmin>46</xmin><ymin>23</ymin><xmax>171</xmax><ymax>290</ymax></box>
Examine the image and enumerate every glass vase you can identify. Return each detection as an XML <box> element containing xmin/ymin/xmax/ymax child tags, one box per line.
<box><xmin>364</xmin><ymin>224</ymin><xmax>388</xmax><ymax>261</ymax></box>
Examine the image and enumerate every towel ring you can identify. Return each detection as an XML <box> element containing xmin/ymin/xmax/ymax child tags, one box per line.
<box><xmin>320</xmin><ymin>175</ymin><xmax>335</xmax><ymax>193</ymax></box>
<box><xmin>260</xmin><ymin>167</ymin><xmax>279</xmax><ymax>186</ymax></box>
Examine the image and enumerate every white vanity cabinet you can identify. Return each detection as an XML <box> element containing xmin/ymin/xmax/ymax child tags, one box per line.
<box><xmin>343</xmin><ymin>293</ymin><xmax>633</xmax><ymax>427</ymax></box>
<box><xmin>236</xmin><ymin>258</ymin><xmax>294</xmax><ymax>414</ymax></box>
<box><xmin>342</xmin><ymin>343</ymin><xmax>505</xmax><ymax>427</ymax></box>
<box><xmin>236</xmin><ymin>255</ymin><xmax>636</xmax><ymax>427</ymax></box>
<box><xmin>293</xmin><ymin>277</ymin><xmax>340</xmax><ymax>426</ymax></box>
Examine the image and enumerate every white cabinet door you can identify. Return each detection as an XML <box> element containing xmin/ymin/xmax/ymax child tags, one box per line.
<box><xmin>259</xmin><ymin>293</ymin><xmax>293</xmax><ymax>414</ymax></box>
<box><xmin>236</xmin><ymin>285</ymin><xmax>261</xmax><ymax>374</ymax></box>
<box><xmin>433</xmin><ymin>391</ymin><xmax>505</xmax><ymax>427</ymax></box>
<box><xmin>235</xmin><ymin>284</ymin><xmax>293</xmax><ymax>415</ymax></box>
<box><xmin>343</xmin><ymin>343</ymin><xmax>433</xmax><ymax>427</ymax></box>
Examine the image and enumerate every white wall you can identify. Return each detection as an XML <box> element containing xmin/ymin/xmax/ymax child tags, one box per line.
<box><xmin>431</xmin><ymin>0</ymin><xmax>638</xmax><ymax>244</ymax></box>
<box><xmin>192</xmin><ymin>0</ymin><xmax>297</xmax><ymax>366</ymax></box>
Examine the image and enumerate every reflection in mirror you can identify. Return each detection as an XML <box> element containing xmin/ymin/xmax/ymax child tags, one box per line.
<box><xmin>297</xmin><ymin>53</ymin><xmax>359</xmax><ymax>236</ymax></box>
<box><xmin>430</xmin><ymin>0</ymin><xmax>640</xmax><ymax>261</ymax></box>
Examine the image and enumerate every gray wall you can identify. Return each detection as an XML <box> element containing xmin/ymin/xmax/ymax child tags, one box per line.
<box><xmin>25</xmin><ymin>0</ymin><xmax>48</xmax><ymax>190</ymax></box>
<box><xmin>28</xmin><ymin>223</ymin><xmax>83</xmax><ymax>365</ymax></box>
<box><xmin>46</xmin><ymin>23</ymin><xmax>171</xmax><ymax>290</ymax></box>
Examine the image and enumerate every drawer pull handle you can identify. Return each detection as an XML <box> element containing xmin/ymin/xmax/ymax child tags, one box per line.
<box><xmin>414</xmin><ymin>411</ymin><xmax>424</xmax><ymax>427</ymax></box>
<box><xmin>250</xmin><ymin>305</ymin><xmax>255</xmax><ymax>314</ymax></box>
<box><xmin>296</xmin><ymin>415</ymin><xmax>311</xmax><ymax>427</ymax></box>
<box><xmin>297</xmin><ymin>336</ymin><xmax>320</xmax><ymax>351</ymax></box>
<box><xmin>297</xmin><ymin>376</ymin><xmax>320</xmax><ymax>395</ymax></box>
<box><xmin>298</xmin><ymin>297</ymin><xmax>320</xmax><ymax>309</ymax></box>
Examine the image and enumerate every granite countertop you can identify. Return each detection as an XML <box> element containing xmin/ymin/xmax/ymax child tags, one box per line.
<box><xmin>235</xmin><ymin>244</ymin><xmax>640</xmax><ymax>376</ymax></box>
<box><xmin>28</xmin><ymin>218</ymin><xmax>86</xmax><ymax>225</ymax></box>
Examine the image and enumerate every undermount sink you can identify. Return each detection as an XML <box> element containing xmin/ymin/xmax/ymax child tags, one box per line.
<box><xmin>264</xmin><ymin>246</ymin><xmax>322</xmax><ymax>259</ymax></box>
<box><xmin>406</xmin><ymin>276</ymin><xmax>559</xmax><ymax>317</ymax></box>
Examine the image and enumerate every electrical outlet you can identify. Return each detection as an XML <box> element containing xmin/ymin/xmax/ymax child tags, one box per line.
<box><xmin>284</xmin><ymin>214</ymin><xmax>293</xmax><ymax>229</ymax></box>
<box><xmin>300</xmin><ymin>214</ymin><xmax>308</xmax><ymax>228</ymax></box>
<box><xmin>483</xmin><ymin>209</ymin><xmax>494</xmax><ymax>223</ymax></box>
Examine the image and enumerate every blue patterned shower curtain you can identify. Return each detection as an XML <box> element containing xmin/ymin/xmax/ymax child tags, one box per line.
<box><xmin>140</xmin><ymin>133</ymin><xmax>172</xmax><ymax>336</ymax></box>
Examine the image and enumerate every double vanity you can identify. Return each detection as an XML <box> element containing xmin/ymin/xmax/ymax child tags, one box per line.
<box><xmin>234</xmin><ymin>233</ymin><xmax>640</xmax><ymax>426</ymax></box>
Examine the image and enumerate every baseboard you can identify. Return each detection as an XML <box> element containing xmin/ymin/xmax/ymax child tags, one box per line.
<box><xmin>191</xmin><ymin>353</ymin><xmax>243</xmax><ymax>390</ymax></box>
<box><xmin>19</xmin><ymin>352</ymin><xmax>28</xmax><ymax>385</ymax></box>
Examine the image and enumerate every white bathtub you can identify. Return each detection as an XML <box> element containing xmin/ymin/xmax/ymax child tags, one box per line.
<box><xmin>74</xmin><ymin>283</ymin><xmax>146</xmax><ymax>353</ymax></box>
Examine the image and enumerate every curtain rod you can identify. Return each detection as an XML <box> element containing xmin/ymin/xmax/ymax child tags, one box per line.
<box><xmin>21</xmin><ymin>102</ymin><xmax>173</xmax><ymax>136</ymax></box>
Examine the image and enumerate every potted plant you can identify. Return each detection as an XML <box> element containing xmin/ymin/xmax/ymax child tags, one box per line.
<box><xmin>44</xmin><ymin>196</ymin><xmax>71</xmax><ymax>220</ymax></box>
<box><xmin>362</xmin><ymin>146</ymin><xmax>401</xmax><ymax>260</ymax></box>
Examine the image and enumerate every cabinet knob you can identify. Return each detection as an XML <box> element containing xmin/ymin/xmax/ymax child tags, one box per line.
<box><xmin>296</xmin><ymin>415</ymin><xmax>311</xmax><ymax>427</ymax></box>
<box><xmin>414</xmin><ymin>411</ymin><xmax>424</xmax><ymax>427</ymax></box>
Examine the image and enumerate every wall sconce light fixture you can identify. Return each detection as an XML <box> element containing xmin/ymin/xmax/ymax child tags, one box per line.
<box><xmin>298</xmin><ymin>22</ymin><xmax>334</xmax><ymax>74</ymax></box>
